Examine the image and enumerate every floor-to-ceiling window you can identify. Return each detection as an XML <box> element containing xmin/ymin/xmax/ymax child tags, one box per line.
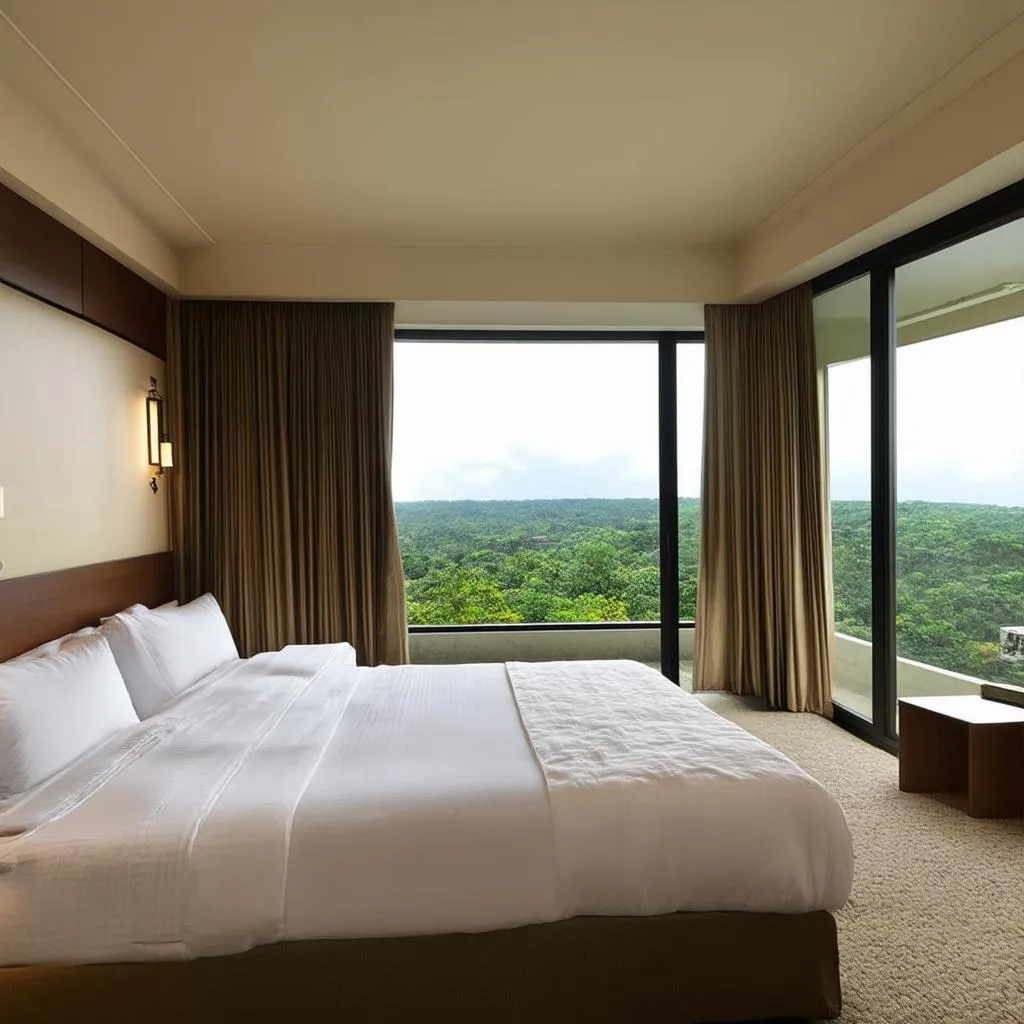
<box><xmin>392</xmin><ymin>331</ymin><xmax>704</xmax><ymax>684</ymax></box>
<box><xmin>812</xmin><ymin>179</ymin><xmax>1024</xmax><ymax>747</ymax></box>
<box><xmin>813</xmin><ymin>276</ymin><xmax>872</xmax><ymax>719</ymax></box>
<box><xmin>393</xmin><ymin>338</ymin><xmax>660</xmax><ymax>626</ymax></box>
<box><xmin>893</xmin><ymin>223</ymin><xmax>1024</xmax><ymax>707</ymax></box>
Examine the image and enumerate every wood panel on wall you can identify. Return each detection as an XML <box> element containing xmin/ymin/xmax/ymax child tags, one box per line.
<box><xmin>0</xmin><ymin>552</ymin><xmax>174</xmax><ymax>662</ymax></box>
<box><xmin>83</xmin><ymin>241</ymin><xmax>167</xmax><ymax>358</ymax></box>
<box><xmin>0</xmin><ymin>185</ymin><xmax>83</xmax><ymax>314</ymax></box>
<box><xmin>0</xmin><ymin>182</ymin><xmax>166</xmax><ymax>356</ymax></box>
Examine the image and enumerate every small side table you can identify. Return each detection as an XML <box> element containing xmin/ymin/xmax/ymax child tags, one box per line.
<box><xmin>899</xmin><ymin>695</ymin><xmax>1024</xmax><ymax>818</ymax></box>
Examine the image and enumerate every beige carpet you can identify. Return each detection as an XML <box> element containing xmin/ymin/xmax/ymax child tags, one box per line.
<box><xmin>696</xmin><ymin>693</ymin><xmax>1024</xmax><ymax>1024</ymax></box>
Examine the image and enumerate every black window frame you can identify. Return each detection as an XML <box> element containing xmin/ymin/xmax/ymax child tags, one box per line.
<box><xmin>813</xmin><ymin>176</ymin><xmax>1024</xmax><ymax>752</ymax></box>
<box><xmin>393</xmin><ymin>328</ymin><xmax>705</xmax><ymax>683</ymax></box>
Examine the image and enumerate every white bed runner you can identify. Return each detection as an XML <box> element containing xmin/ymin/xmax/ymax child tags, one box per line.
<box><xmin>506</xmin><ymin>660</ymin><xmax>853</xmax><ymax>917</ymax></box>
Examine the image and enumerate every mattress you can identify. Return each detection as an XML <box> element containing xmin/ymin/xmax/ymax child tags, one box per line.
<box><xmin>0</xmin><ymin>649</ymin><xmax>853</xmax><ymax>966</ymax></box>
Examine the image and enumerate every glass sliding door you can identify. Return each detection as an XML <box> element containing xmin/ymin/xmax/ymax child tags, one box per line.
<box><xmin>893</xmin><ymin>221</ymin><xmax>1024</xmax><ymax>710</ymax></box>
<box><xmin>814</xmin><ymin>275</ymin><xmax>873</xmax><ymax>719</ymax></box>
<box><xmin>810</xmin><ymin>182</ymin><xmax>1024</xmax><ymax>748</ymax></box>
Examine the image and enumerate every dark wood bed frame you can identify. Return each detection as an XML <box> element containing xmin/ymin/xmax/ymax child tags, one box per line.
<box><xmin>0</xmin><ymin>554</ymin><xmax>842</xmax><ymax>1023</ymax></box>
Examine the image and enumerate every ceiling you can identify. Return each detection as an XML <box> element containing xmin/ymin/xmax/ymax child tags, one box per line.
<box><xmin>3</xmin><ymin>0</ymin><xmax>1024</xmax><ymax>257</ymax></box>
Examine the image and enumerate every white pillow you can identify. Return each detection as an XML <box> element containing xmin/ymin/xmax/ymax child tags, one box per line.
<box><xmin>99</xmin><ymin>600</ymin><xmax>178</xmax><ymax>625</ymax></box>
<box><xmin>101</xmin><ymin>594</ymin><xmax>239</xmax><ymax>718</ymax></box>
<box><xmin>13</xmin><ymin>601</ymin><xmax>178</xmax><ymax>663</ymax></box>
<box><xmin>335</xmin><ymin>642</ymin><xmax>357</xmax><ymax>665</ymax></box>
<box><xmin>0</xmin><ymin>634</ymin><xmax>139</xmax><ymax>798</ymax></box>
<box><xmin>284</xmin><ymin>642</ymin><xmax>357</xmax><ymax>664</ymax></box>
<box><xmin>12</xmin><ymin>626</ymin><xmax>98</xmax><ymax>662</ymax></box>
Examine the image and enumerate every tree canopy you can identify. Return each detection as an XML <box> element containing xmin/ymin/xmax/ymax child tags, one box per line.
<box><xmin>398</xmin><ymin>497</ymin><xmax>1024</xmax><ymax>685</ymax></box>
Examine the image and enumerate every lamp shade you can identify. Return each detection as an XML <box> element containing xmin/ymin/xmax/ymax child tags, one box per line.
<box><xmin>146</xmin><ymin>395</ymin><xmax>162</xmax><ymax>466</ymax></box>
<box><xmin>159</xmin><ymin>441</ymin><xmax>174</xmax><ymax>469</ymax></box>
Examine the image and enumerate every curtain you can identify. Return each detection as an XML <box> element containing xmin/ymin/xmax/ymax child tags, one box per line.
<box><xmin>693</xmin><ymin>284</ymin><xmax>834</xmax><ymax>714</ymax></box>
<box><xmin>167</xmin><ymin>300</ymin><xmax>408</xmax><ymax>665</ymax></box>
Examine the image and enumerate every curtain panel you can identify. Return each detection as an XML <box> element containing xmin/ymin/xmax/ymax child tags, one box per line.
<box><xmin>694</xmin><ymin>285</ymin><xmax>834</xmax><ymax>714</ymax></box>
<box><xmin>167</xmin><ymin>300</ymin><xmax>408</xmax><ymax>665</ymax></box>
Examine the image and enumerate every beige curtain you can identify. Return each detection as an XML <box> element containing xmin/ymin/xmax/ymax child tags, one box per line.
<box><xmin>693</xmin><ymin>284</ymin><xmax>834</xmax><ymax>714</ymax></box>
<box><xmin>167</xmin><ymin>300</ymin><xmax>408</xmax><ymax>665</ymax></box>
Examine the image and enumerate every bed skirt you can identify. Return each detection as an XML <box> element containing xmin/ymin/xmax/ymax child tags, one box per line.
<box><xmin>0</xmin><ymin>910</ymin><xmax>841</xmax><ymax>1023</ymax></box>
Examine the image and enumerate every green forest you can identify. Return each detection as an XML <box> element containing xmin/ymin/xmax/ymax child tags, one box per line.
<box><xmin>397</xmin><ymin>498</ymin><xmax>1024</xmax><ymax>684</ymax></box>
<box><xmin>833</xmin><ymin>501</ymin><xmax>1024</xmax><ymax>684</ymax></box>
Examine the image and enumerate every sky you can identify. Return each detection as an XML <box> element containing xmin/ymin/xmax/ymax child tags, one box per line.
<box><xmin>393</xmin><ymin>321</ymin><xmax>1024</xmax><ymax>508</ymax></box>
<box><xmin>828</xmin><ymin>317</ymin><xmax>1024</xmax><ymax>506</ymax></box>
<box><xmin>393</xmin><ymin>342</ymin><xmax>704</xmax><ymax>501</ymax></box>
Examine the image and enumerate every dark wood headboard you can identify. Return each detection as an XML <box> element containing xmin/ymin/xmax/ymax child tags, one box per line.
<box><xmin>0</xmin><ymin>552</ymin><xmax>174</xmax><ymax>662</ymax></box>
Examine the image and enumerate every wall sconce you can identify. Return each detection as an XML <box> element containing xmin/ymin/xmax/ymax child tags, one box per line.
<box><xmin>146</xmin><ymin>377</ymin><xmax>174</xmax><ymax>493</ymax></box>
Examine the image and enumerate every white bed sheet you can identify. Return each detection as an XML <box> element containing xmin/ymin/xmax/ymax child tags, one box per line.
<box><xmin>0</xmin><ymin>650</ymin><xmax>852</xmax><ymax>966</ymax></box>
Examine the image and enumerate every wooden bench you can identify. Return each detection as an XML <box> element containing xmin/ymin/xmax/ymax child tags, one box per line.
<box><xmin>899</xmin><ymin>695</ymin><xmax>1024</xmax><ymax>818</ymax></box>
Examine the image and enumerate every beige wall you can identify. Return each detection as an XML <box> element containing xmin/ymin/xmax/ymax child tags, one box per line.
<box><xmin>177</xmin><ymin>242</ymin><xmax>736</xmax><ymax>305</ymax></box>
<box><xmin>0</xmin><ymin>283</ymin><xmax>168</xmax><ymax>579</ymax></box>
<box><xmin>394</xmin><ymin>300</ymin><xmax>705</xmax><ymax>330</ymax></box>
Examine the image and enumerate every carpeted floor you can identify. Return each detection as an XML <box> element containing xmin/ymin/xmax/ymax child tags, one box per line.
<box><xmin>696</xmin><ymin>693</ymin><xmax>1024</xmax><ymax>1024</ymax></box>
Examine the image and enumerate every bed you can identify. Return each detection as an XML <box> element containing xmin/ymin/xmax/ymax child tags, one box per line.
<box><xmin>0</xmin><ymin>554</ymin><xmax>851</xmax><ymax>1022</ymax></box>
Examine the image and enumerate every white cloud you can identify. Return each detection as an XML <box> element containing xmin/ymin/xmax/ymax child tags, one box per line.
<box><xmin>828</xmin><ymin>317</ymin><xmax>1024</xmax><ymax>506</ymax></box>
<box><xmin>395</xmin><ymin>321</ymin><xmax>1022</xmax><ymax>509</ymax></box>
<box><xmin>393</xmin><ymin>341</ymin><xmax>705</xmax><ymax>501</ymax></box>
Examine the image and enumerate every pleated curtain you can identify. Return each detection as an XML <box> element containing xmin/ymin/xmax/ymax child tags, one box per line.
<box><xmin>167</xmin><ymin>300</ymin><xmax>408</xmax><ymax>665</ymax></box>
<box><xmin>693</xmin><ymin>284</ymin><xmax>834</xmax><ymax>714</ymax></box>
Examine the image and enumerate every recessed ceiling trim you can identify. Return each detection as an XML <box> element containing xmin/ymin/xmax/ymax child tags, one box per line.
<box><xmin>0</xmin><ymin>4</ymin><xmax>214</xmax><ymax>244</ymax></box>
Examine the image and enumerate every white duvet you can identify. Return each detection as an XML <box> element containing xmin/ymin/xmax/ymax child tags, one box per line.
<box><xmin>0</xmin><ymin>649</ymin><xmax>853</xmax><ymax>966</ymax></box>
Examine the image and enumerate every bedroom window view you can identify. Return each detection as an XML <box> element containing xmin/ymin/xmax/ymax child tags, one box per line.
<box><xmin>818</xmin><ymin>243</ymin><xmax>1024</xmax><ymax>720</ymax></box>
<box><xmin>815</xmin><ymin>275</ymin><xmax>873</xmax><ymax>718</ymax></box>
<box><xmin>892</xmin><ymin>317</ymin><xmax>1024</xmax><ymax>702</ymax></box>
<box><xmin>392</xmin><ymin>341</ymin><xmax>663</xmax><ymax>626</ymax></box>
<box><xmin>826</xmin><ymin>356</ymin><xmax>873</xmax><ymax>717</ymax></box>
<box><xmin>892</xmin><ymin>222</ymin><xmax>1024</xmax><ymax>715</ymax></box>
